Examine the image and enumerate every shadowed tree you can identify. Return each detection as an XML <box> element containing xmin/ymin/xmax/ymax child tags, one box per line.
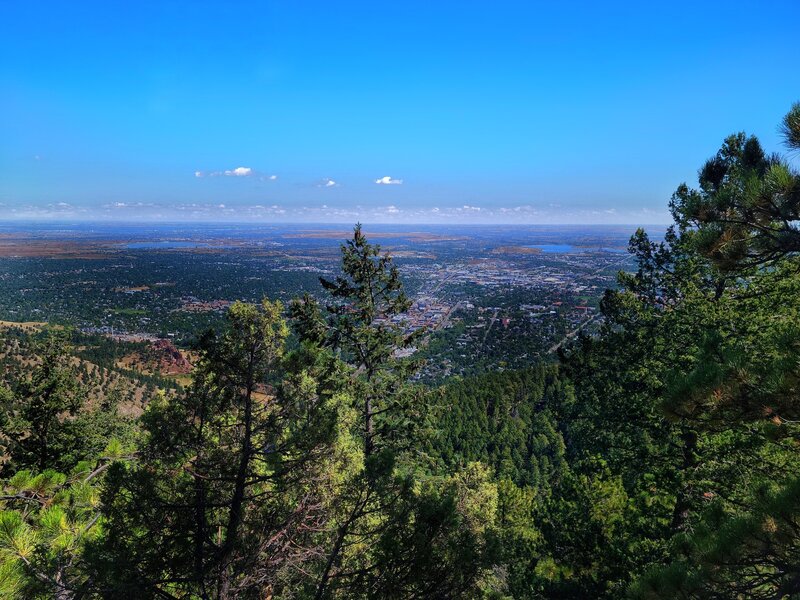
<box><xmin>559</xmin><ymin>102</ymin><xmax>800</xmax><ymax>599</ymax></box>
<box><xmin>92</xmin><ymin>300</ymin><xmax>343</xmax><ymax>599</ymax></box>
<box><xmin>293</xmin><ymin>223</ymin><xmax>421</xmax><ymax>459</ymax></box>
<box><xmin>670</xmin><ymin>102</ymin><xmax>800</xmax><ymax>271</ymax></box>
<box><xmin>291</xmin><ymin>225</ymin><xmax>491</xmax><ymax>599</ymax></box>
<box><xmin>1</xmin><ymin>330</ymin><xmax>85</xmax><ymax>474</ymax></box>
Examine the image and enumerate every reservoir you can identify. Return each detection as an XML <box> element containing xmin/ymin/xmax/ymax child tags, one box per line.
<box><xmin>526</xmin><ymin>244</ymin><xmax>626</xmax><ymax>254</ymax></box>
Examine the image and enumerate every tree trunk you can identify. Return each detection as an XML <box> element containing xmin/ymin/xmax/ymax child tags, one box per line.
<box><xmin>670</xmin><ymin>427</ymin><xmax>697</xmax><ymax>531</ymax></box>
<box><xmin>314</xmin><ymin>491</ymin><xmax>367</xmax><ymax>600</ymax></box>
<box><xmin>218</xmin><ymin>362</ymin><xmax>256</xmax><ymax>599</ymax></box>
<box><xmin>364</xmin><ymin>395</ymin><xmax>373</xmax><ymax>458</ymax></box>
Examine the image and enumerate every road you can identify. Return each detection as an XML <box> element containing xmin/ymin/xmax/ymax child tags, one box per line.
<box><xmin>436</xmin><ymin>301</ymin><xmax>461</xmax><ymax>330</ymax></box>
<box><xmin>547</xmin><ymin>313</ymin><xmax>602</xmax><ymax>354</ymax></box>
<box><xmin>480</xmin><ymin>308</ymin><xmax>500</xmax><ymax>349</ymax></box>
<box><xmin>430</xmin><ymin>271</ymin><xmax>454</xmax><ymax>295</ymax></box>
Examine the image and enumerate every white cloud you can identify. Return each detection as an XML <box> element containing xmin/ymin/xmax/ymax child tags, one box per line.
<box><xmin>102</xmin><ymin>201</ymin><xmax>155</xmax><ymax>209</ymax></box>
<box><xmin>225</xmin><ymin>167</ymin><xmax>252</xmax><ymax>177</ymax></box>
<box><xmin>375</xmin><ymin>176</ymin><xmax>403</xmax><ymax>185</ymax></box>
<box><xmin>318</xmin><ymin>178</ymin><xmax>339</xmax><ymax>188</ymax></box>
<box><xmin>197</xmin><ymin>166</ymin><xmax>275</xmax><ymax>178</ymax></box>
<box><xmin>1</xmin><ymin>199</ymin><xmax>672</xmax><ymax>225</ymax></box>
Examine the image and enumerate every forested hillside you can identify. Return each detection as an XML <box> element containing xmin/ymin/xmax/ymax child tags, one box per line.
<box><xmin>1</xmin><ymin>103</ymin><xmax>799</xmax><ymax>598</ymax></box>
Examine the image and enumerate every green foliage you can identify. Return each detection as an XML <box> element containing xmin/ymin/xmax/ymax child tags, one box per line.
<box><xmin>0</xmin><ymin>442</ymin><xmax>128</xmax><ymax>599</ymax></box>
<box><xmin>781</xmin><ymin>101</ymin><xmax>800</xmax><ymax>149</ymax></box>
<box><xmin>632</xmin><ymin>476</ymin><xmax>800</xmax><ymax>599</ymax></box>
<box><xmin>0</xmin><ymin>327</ymin><xmax>135</xmax><ymax>481</ymax></box>
<box><xmin>1</xmin><ymin>329</ymin><xmax>87</xmax><ymax>473</ymax></box>
<box><xmin>288</xmin><ymin>225</ymin><xmax>492</xmax><ymax>598</ymax></box>
<box><xmin>670</xmin><ymin>111</ymin><xmax>800</xmax><ymax>271</ymax></box>
<box><xmin>555</xmin><ymin>102</ymin><xmax>800</xmax><ymax>599</ymax></box>
<box><xmin>92</xmin><ymin>299</ymin><xmax>345</xmax><ymax>598</ymax></box>
<box><xmin>431</xmin><ymin>366</ymin><xmax>569</xmax><ymax>489</ymax></box>
<box><xmin>291</xmin><ymin>223</ymin><xmax>422</xmax><ymax>458</ymax></box>
<box><xmin>341</xmin><ymin>463</ymin><xmax>501</xmax><ymax>598</ymax></box>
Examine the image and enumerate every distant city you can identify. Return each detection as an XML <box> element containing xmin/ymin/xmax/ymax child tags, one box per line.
<box><xmin>0</xmin><ymin>222</ymin><xmax>661</xmax><ymax>380</ymax></box>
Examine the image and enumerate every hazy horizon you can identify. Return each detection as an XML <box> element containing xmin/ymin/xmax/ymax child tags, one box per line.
<box><xmin>0</xmin><ymin>219</ymin><xmax>670</xmax><ymax>229</ymax></box>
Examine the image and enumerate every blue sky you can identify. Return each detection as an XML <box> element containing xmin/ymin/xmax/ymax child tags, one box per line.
<box><xmin>1</xmin><ymin>1</ymin><xmax>798</xmax><ymax>224</ymax></box>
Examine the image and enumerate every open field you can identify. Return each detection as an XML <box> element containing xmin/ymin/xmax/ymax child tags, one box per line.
<box><xmin>281</xmin><ymin>230</ymin><xmax>469</xmax><ymax>242</ymax></box>
<box><xmin>490</xmin><ymin>246</ymin><xmax>543</xmax><ymax>255</ymax></box>
<box><xmin>0</xmin><ymin>239</ymin><xmax>112</xmax><ymax>258</ymax></box>
<box><xmin>0</xmin><ymin>320</ymin><xmax>48</xmax><ymax>332</ymax></box>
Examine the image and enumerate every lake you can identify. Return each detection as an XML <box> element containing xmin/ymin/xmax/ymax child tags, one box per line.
<box><xmin>526</xmin><ymin>244</ymin><xmax>626</xmax><ymax>254</ymax></box>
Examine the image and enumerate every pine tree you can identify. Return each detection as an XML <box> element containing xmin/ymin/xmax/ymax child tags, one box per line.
<box><xmin>291</xmin><ymin>225</ymin><xmax>488</xmax><ymax>598</ymax></box>
<box><xmin>93</xmin><ymin>300</ymin><xmax>343</xmax><ymax>599</ymax></box>
<box><xmin>1</xmin><ymin>330</ymin><xmax>86</xmax><ymax>474</ymax></box>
